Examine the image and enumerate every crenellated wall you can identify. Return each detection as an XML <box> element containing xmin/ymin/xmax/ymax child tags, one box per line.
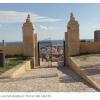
<box><xmin>0</xmin><ymin>45</ymin><xmax>23</xmax><ymax>56</ymax></box>
<box><xmin>80</xmin><ymin>42</ymin><xmax>100</xmax><ymax>54</ymax></box>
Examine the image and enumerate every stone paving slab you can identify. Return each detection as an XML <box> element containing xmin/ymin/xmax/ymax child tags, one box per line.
<box><xmin>82</xmin><ymin>65</ymin><xmax>100</xmax><ymax>89</ymax></box>
<box><xmin>0</xmin><ymin>65</ymin><xmax>96</xmax><ymax>92</ymax></box>
<box><xmin>72</xmin><ymin>54</ymin><xmax>100</xmax><ymax>91</ymax></box>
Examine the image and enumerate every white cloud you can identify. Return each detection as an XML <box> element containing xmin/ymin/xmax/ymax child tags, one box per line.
<box><xmin>40</xmin><ymin>25</ymin><xmax>48</xmax><ymax>30</ymax></box>
<box><xmin>0</xmin><ymin>11</ymin><xmax>62</xmax><ymax>23</ymax></box>
<box><xmin>39</xmin><ymin>25</ymin><xmax>55</xmax><ymax>30</ymax></box>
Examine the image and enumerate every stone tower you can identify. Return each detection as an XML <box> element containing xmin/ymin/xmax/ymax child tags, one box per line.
<box><xmin>65</xmin><ymin>12</ymin><xmax>80</xmax><ymax>57</ymax></box>
<box><xmin>22</xmin><ymin>14</ymin><xmax>34</xmax><ymax>57</ymax></box>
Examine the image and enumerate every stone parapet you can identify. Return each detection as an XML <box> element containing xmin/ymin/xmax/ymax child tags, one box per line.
<box><xmin>67</xmin><ymin>57</ymin><xmax>100</xmax><ymax>91</ymax></box>
<box><xmin>80</xmin><ymin>42</ymin><xmax>100</xmax><ymax>54</ymax></box>
<box><xmin>2</xmin><ymin>60</ymin><xmax>31</xmax><ymax>78</ymax></box>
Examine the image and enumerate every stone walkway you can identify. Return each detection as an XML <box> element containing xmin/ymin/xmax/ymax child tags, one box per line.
<box><xmin>0</xmin><ymin>64</ymin><xmax>96</xmax><ymax>92</ymax></box>
<box><xmin>73</xmin><ymin>54</ymin><xmax>100</xmax><ymax>91</ymax></box>
<box><xmin>82</xmin><ymin>65</ymin><xmax>100</xmax><ymax>90</ymax></box>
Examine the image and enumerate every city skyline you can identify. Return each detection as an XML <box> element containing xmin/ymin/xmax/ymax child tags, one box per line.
<box><xmin>0</xmin><ymin>3</ymin><xmax>100</xmax><ymax>41</ymax></box>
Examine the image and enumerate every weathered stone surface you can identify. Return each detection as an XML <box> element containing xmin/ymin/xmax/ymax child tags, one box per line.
<box><xmin>22</xmin><ymin>14</ymin><xmax>34</xmax><ymax>57</ymax></box>
<box><xmin>0</xmin><ymin>63</ymin><xmax>96</xmax><ymax>92</ymax></box>
<box><xmin>34</xmin><ymin>33</ymin><xmax>39</xmax><ymax>66</ymax></box>
<box><xmin>0</xmin><ymin>50</ymin><xmax>5</xmax><ymax>67</ymax></box>
<box><xmin>65</xmin><ymin>12</ymin><xmax>80</xmax><ymax>58</ymax></box>
<box><xmin>1</xmin><ymin>60</ymin><xmax>31</xmax><ymax>78</ymax></box>
<box><xmin>30</xmin><ymin>57</ymin><xmax>34</xmax><ymax>69</ymax></box>
<box><xmin>70</xmin><ymin>54</ymin><xmax>100</xmax><ymax>91</ymax></box>
<box><xmin>94</xmin><ymin>30</ymin><xmax>100</xmax><ymax>42</ymax></box>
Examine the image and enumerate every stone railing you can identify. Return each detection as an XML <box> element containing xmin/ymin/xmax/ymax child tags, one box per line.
<box><xmin>67</xmin><ymin>57</ymin><xmax>100</xmax><ymax>91</ymax></box>
<box><xmin>2</xmin><ymin>60</ymin><xmax>31</xmax><ymax>78</ymax></box>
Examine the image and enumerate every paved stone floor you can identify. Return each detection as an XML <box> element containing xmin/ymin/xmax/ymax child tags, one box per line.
<box><xmin>73</xmin><ymin>54</ymin><xmax>100</xmax><ymax>90</ymax></box>
<box><xmin>0</xmin><ymin>62</ymin><xmax>96</xmax><ymax>92</ymax></box>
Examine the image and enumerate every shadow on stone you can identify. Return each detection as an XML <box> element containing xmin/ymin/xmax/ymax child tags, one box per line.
<box><xmin>35</xmin><ymin>66</ymin><xmax>57</xmax><ymax>69</ymax></box>
<box><xmin>57</xmin><ymin>65</ymin><xmax>95</xmax><ymax>90</ymax></box>
<box><xmin>57</xmin><ymin>66</ymin><xmax>83</xmax><ymax>83</ymax></box>
<box><xmin>82</xmin><ymin>66</ymin><xmax>100</xmax><ymax>76</ymax></box>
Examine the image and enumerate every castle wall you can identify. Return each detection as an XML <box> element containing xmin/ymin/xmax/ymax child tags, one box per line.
<box><xmin>0</xmin><ymin>45</ymin><xmax>23</xmax><ymax>56</ymax></box>
<box><xmin>80</xmin><ymin>42</ymin><xmax>100</xmax><ymax>54</ymax></box>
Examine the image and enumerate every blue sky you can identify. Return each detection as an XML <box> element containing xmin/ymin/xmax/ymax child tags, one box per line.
<box><xmin>0</xmin><ymin>3</ymin><xmax>100</xmax><ymax>42</ymax></box>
